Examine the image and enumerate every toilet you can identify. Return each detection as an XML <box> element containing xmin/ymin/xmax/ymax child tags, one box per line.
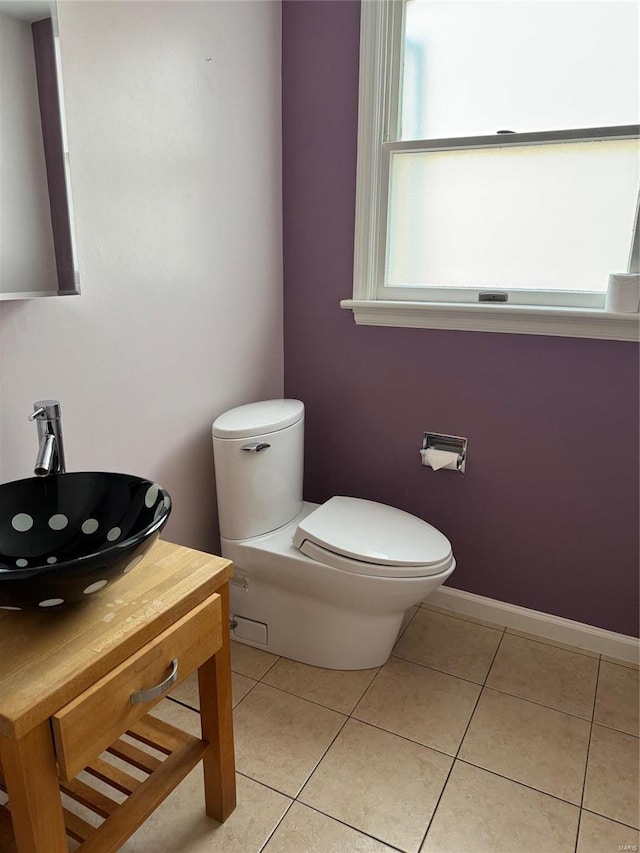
<box><xmin>212</xmin><ymin>400</ymin><xmax>455</xmax><ymax>669</ymax></box>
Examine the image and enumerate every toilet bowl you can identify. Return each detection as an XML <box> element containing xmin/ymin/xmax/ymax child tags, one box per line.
<box><xmin>212</xmin><ymin>400</ymin><xmax>455</xmax><ymax>669</ymax></box>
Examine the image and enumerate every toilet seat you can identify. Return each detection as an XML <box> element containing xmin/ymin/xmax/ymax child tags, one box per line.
<box><xmin>292</xmin><ymin>496</ymin><xmax>454</xmax><ymax>579</ymax></box>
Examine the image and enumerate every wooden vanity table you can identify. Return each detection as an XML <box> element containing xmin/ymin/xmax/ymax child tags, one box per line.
<box><xmin>0</xmin><ymin>540</ymin><xmax>236</xmax><ymax>852</ymax></box>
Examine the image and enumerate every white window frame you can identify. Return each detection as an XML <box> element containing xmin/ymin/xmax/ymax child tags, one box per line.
<box><xmin>340</xmin><ymin>0</ymin><xmax>640</xmax><ymax>341</ymax></box>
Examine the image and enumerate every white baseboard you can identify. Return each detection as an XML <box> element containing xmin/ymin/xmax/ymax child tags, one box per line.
<box><xmin>429</xmin><ymin>586</ymin><xmax>640</xmax><ymax>665</ymax></box>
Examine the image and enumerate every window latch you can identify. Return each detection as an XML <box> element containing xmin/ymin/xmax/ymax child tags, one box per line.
<box><xmin>478</xmin><ymin>292</ymin><xmax>508</xmax><ymax>303</ymax></box>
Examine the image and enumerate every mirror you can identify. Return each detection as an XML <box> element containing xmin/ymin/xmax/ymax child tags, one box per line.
<box><xmin>0</xmin><ymin>0</ymin><xmax>79</xmax><ymax>299</ymax></box>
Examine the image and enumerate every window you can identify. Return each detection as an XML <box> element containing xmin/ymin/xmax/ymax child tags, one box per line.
<box><xmin>342</xmin><ymin>0</ymin><xmax>640</xmax><ymax>340</ymax></box>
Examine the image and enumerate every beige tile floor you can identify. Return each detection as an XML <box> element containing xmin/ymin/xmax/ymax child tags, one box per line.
<box><xmin>83</xmin><ymin>606</ymin><xmax>640</xmax><ymax>851</ymax></box>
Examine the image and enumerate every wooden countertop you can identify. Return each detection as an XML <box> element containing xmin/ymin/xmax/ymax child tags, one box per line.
<box><xmin>0</xmin><ymin>540</ymin><xmax>232</xmax><ymax>740</ymax></box>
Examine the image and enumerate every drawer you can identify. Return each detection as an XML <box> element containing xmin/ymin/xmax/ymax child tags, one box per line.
<box><xmin>52</xmin><ymin>592</ymin><xmax>222</xmax><ymax>781</ymax></box>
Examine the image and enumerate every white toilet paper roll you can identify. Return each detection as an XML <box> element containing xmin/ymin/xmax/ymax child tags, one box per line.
<box><xmin>420</xmin><ymin>448</ymin><xmax>460</xmax><ymax>471</ymax></box>
<box><xmin>605</xmin><ymin>274</ymin><xmax>640</xmax><ymax>313</ymax></box>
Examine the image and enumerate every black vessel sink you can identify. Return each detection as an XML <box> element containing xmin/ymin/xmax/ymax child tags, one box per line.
<box><xmin>0</xmin><ymin>472</ymin><xmax>171</xmax><ymax>610</ymax></box>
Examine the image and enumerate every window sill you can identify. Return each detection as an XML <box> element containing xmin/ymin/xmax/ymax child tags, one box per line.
<box><xmin>340</xmin><ymin>299</ymin><xmax>640</xmax><ymax>342</ymax></box>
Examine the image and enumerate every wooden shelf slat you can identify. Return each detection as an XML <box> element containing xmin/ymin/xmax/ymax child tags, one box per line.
<box><xmin>0</xmin><ymin>795</ymin><xmax>95</xmax><ymax>847</ymax></box>
<box><xmin>127</xmin><ymin>713</ymin><xmax>199</xmax><ymax>757</ymax></box>
<box><xmin>1</xmin><ymin>709</ymin><xmax>213</xmax><ymax>852</ymax></box>
<box><xmin>78</xmin><ymin>738</ymin><xmax>207</xmax><ymax>853</ymax></box>
<box><xmin>84</xmin><ymin>757</ymin><xmax>143</xmax><ymax>797</ymax></box>
<box><xmin>59</xmin><ymin>777</ymin><xmax>120</xmax><ymax>818</ymax></box>
<box><xmin>106</xmin><ymin>739</ymin><xmax>162</xmax><ymax>775</ymax></box>
<box><xmin>62</xmin><ymin>806</ymin><xmax>96</xmax><ymax>844</ymax></box>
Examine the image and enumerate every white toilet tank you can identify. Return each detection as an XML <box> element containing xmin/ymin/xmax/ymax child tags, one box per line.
<box><xmin>212</xmin><ymin>400</ymin><xmax>304</xmax><ymax>540</ymax></box>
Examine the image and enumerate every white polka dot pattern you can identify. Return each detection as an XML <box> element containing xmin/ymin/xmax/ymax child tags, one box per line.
<box><xmin>145</xmin><ymin>484</ymin><xmax>159</xmax><ymax>508</ymax></box>
<box><xmin>11</xmin><ymin>513</ymin><xmax>33</xmax><ymax>532</ymax></box>
<box><xmin>1</xmin><ymin>474</ymin><xmax>171</xmax><ymax>611</ymax></box>
<box><xmin>123</xmin><ymin>555</ymin><xmax>144</xmax><ymax>574</ymax></box>
<box><xmin>83</xmin><ymin>580</ymin><xmax>108</xmax><ymax>594</ymax></box>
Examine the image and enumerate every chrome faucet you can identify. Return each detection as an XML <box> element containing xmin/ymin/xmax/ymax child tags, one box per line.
<box><xmin>29</xmin><ymin>400</ymin><xmax>66</xmax><ymax>476</ymax></box>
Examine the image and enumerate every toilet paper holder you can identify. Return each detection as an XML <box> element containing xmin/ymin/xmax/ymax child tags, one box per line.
<box><xmin>422</xmin><ymin>432</ymin><xmax>467</xmax><ymax>473</ymax></box>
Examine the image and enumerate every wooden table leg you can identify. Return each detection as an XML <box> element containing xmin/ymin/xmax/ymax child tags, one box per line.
<box><xmin>197</xmin><ymin>583</ymin><xmax>236</xmax><ymax>822</ymax></box>
<box><xmin>1</xmin><ymin>722</ymin><xmax>67</xmax><ymax>853</ymax></box>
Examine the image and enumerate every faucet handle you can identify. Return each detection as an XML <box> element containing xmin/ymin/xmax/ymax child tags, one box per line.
<box><xmin>29</xmin><ymin>400</ymin><xmax>61</xmax><ymax>421</ymax></box>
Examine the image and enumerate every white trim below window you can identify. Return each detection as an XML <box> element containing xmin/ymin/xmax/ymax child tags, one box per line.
<box><xmin>340</xmin><ymin>299</ymin><xmax>640</xmax><ymax>341</ymax></box>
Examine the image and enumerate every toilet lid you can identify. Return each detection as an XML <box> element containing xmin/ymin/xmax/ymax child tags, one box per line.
<box><xmin>292</xmin><ymin>496</ymin><xmax>452</xmax><ymax>572</ymax></box>
<box><xmin>213</xmin><ymin>399</ymin><xmax>304</xmax><ymax>439</ymax></box>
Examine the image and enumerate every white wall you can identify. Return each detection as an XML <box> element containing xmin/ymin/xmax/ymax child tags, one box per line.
<box><xmin>0</xmin><ymin>11</ymin><xmax>58</xmax><ymax>295</ymax></box>
<box><xmin>0</xmin><ymin>0</ymin><xmax>284</xmax><ymax>553</ymax></box>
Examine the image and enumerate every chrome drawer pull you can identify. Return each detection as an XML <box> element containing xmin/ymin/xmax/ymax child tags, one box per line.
<box><xmin>130</xmin><ymin>658</ymin><xmax>179</xmax><ymax>704</ymax></box>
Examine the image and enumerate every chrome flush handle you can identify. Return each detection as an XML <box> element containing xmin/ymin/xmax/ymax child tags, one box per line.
<box><xmin>241</xmin><ymin>443</ymin><xmax>270</xmax><ymax>453</ymax></box>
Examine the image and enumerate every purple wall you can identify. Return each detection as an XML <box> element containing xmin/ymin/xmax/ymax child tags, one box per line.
<box><xmin>282</xmin><ymin>0</ymin><xmax>639</xmax><ymax>637</ymax></box>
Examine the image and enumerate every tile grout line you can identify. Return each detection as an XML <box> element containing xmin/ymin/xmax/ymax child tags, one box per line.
<box><xmin>229</xmin><ymin>722</ymin><xmax>609</xmax><ymax>826</ymax></box>
<box><xmin>167</xmin><ymin>695</ymin><xmax>198</xmax><ymax>714</ymax></box>
<box><xmin>503</xmin><ymin>628</ymin><xmax>605</xmax><ymax>661</ymax></box>
<box><xmin>256</xmin><ymin>795</ymin><xmax>296</xmax><ymax>853</ymax></box>
<box><xmin>420</xmin><ymin>603</ymin><xmax>507</xmax><ymax>633</ymax></box>
<box><xmin>237</xmin><ymin>764</ymin><xmax>404</xmax><ymax>852</ymax></box>
<box><xmin>416</xmin><ymin>625</ymin><xmax>508</xmax><ymax>851</ymax></box>
<box><xmin>478</xmin><ymin>683</ymin><xmax>598</xmax><ymax>724</ymax></box>
<box><xmin>390</xmin><ymin>651</ymin><xmax>599</xmax><ymax>722</ymax></box>
<box><xmin>227</xmin><ymin>648</ymin><xmax>636</xmax><ymax>830</ymax></box>
<box><xmin>256</xmin><ymin>653</ymin><xmax>282</xmax><ymax>681</ymax></box>
<box><xmin>340</xmin><ymin>715</ymin><xmax>465</xmax><ymax>764</ymax></box>
<box><xmin>245</xmin><ymin>619</ymin><xmax>511</xmax><ymax>766</ymax></box>
<box><xmin>235</xmin><ymin>769</ymin><xmax>296</xmax><ymax>800</ymax></box>
<box><xmin>422</xmin><ymin>604</ymin><xmax>635</xmax><ymax>665</ymax></box>
<box><xmin>393</xmin><ymin>630</ymin><xmax>605</xmax><ymax>724</ymax></box>
<box><xmin>230</xmin><ymin>641</ymin><xmax>418</xmax><ymax>849</ymax></box>
<box><xmin>224</xmin><ymin>635</ymin><xmax>636</xmax><ymax>848</ymax></box>
<box><xmin>390</xmin><ymin>651</ymin><xmax>492</xmax><ymax>690</ymax></box>
<box><xmin>453</xmin><ymin>757</ymin><xmax>590</xmax><ymax>812</ymax></box>
<box><xmin>237</xmin><ymin>619</ymin><xmax>434</xmax><ymax>852</ymax></box>
<box><xmin>232</xmin><ymin>650</ymin><xmax>357</xmax><ymax>841</ymax></box>
<box><xmin>437</xmin><ymin>637</ymin><xmax>602</xmax><ymax>823</ymax></box>
<box><xmin>579</xmin><ymin>807</ymin><xmax>640</xmax><ymax>833</ymax></box>
<box><xmin>239</xmin><ymin>674</ymin><xmax>370</xmax><ymax>716</ymax></box>
<box><xmin>234</xmin><ymin>626</ymin><xmax>598</xmax><ymax>844</ymax></box>
<box><xmin>588</xmin><ymin>719</ymin><xmax>640</xmax><ymax>740</ymax></box>
<box><xmin>287</xmin><ymin>687</ymin><xmax>435</xmax><ymax>852</ymax></box>
<box><xmin>573</xmin><ymin>655</ymin><xmax>602</xmax><ymax>853</ymax></box>
<box><xmin>349</xmin><ymin>664</ymin><xmax>386</xmax><ymax>716</ymax></box>
<box><xmin>236</xmin><ymin>654</ymin><xmax>608</xmax><ymax>729</ymax></box>
<box><xmin>397</xmin><ymin>605</ymin><xmax>422</xmax><ymax>640</ymax></box>
<box><xmin>285</xmin><ymin>801</ymin><xmax>408</xmax><ymax>853</ymax></box>
<box><xmin>289</xmin><ymin>714</ymin><xmax>351</xmax><ymax>807</ymax></box>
